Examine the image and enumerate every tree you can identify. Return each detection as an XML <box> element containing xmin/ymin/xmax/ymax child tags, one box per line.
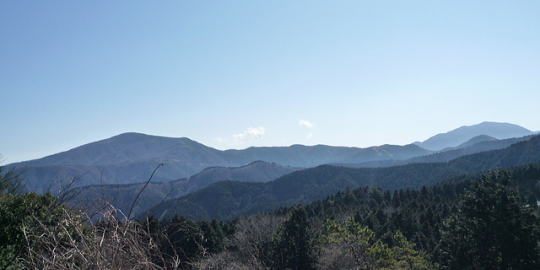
<box><xmin>390</xmin><ymin>231</ymin><xmax>436</xmax><ymax>270</ymax></box>
<box><xmin>324</xmin><ymin>217</ymin><xmax>378</xmax><ymax>269</ymax></box>
<box><xmin>160</xmin><ymin>216</ymin><xmax>207</xmax><ymax>266</ymax></box>
<box><xmin>194</xmin><ymin>214</ymin><xmax>284</xmax><ymax>269</ymax></box>
<box><xmin>322</xmin><ymin>217</ymin><xmax>435</xmax><ymax>270</ymax></box>
<box><xmin>439</xmin><ymin>172</ymin><xmax>540</xmax><ymax>269</ymax></box>
<box><xmin>272</xmin><ymin>207</ymin><xmax>318</xmax><ymax>270</ymax></box>
<box><xmin>229</xmin><ymin>214</ymin><xmax>284</xmax><ymax>268</ymax></box>
<box><xmin>199</xmin><ymin>219</ymin><xmax>225</xmax><ymax>253</ymax></box>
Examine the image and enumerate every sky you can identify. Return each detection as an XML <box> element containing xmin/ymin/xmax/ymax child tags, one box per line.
<box><xmin>1</xmin><ymin>0</ymin><xmax>539</xmax><ymax>164</ymax></box>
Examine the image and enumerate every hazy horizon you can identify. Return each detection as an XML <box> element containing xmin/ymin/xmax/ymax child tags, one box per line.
<box><xmin>1</xmin><ymin>1</ymin><xmax>539</xmax><ymax>164</ymax></box>
<box><xmin>1</xmin><ymin>120</ymin><xmax>538</xmax><ymax>165</ymax></box>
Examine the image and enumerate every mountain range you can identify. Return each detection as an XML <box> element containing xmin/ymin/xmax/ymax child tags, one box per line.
<box><xmin>4</xmin><ymin>121</ymin><xmax>537</xmax><ymax>220</ymax></box>
<box><xmin>144</xmin><ymin>134</ymin><xmax>540</xmax><ymax>220</ymax></box>
<box><xmin>66</xmin><ymin>161</ymin><xmax>299</xmax><ymax>217</ymax></box>
<box><xmin>341</xmin><ymin>134</ymin><xmax>534</xmax><ymax>168</ymax></box>
<box><xmin>68</xmin><ymin>132</ymin><xmax>536</xmax><ymax>218</ymax></box>
<box><xmin>8</xmin><ymin>134</ymin><xmax>432</xmax><ymax>193</ymax></box>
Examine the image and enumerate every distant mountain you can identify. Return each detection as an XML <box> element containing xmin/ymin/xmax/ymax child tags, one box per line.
<box><xmin>408</xmin><ymin>135</ymin><xmax>532</xmax><ymax>164</ymax></box>
<box><xmin>16</xmin><ymin>132</ymin><xmax>224</xmax><ymax>167</ymax></box>
<box><xmin>415</xmin><ymin>122</ymin><xmax>533</xmax><ymax>151</ymax></box>
<box><xmin>221</xmin><ymin>143</ymin><xmax>430</xmax><ymax>167</ymax></box>
<box><xmin>67</xmin><ymin>161</ymin><xmax>299</xmax><ymax>218</ymax></box>
<box><xmin>8</xmin><ymin>133</ymin><xmax>430</xmax><ymax>193</ymax></box>
<box><xmin>336</xmin><ymin>135</ymin><xmax>533</xmax><ymax>168</ymax></box>
<box><xmin>9</xmin><ymin>133</ymin><xmax>229</xmax><ymax>193</ymax></box>
<box><xmin>144</xmin><ymin>135</ymin><xmax>540</xmax><ymax>220</ymax></box>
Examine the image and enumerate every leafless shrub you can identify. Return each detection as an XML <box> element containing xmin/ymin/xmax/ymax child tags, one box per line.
<box><xmin>220</xmin><ymin>214</ymin><xmax>285</xmax><ymax>269</ymax></box>
<box><xmin>319</xmin><ymin>242</ymin><xmax>359</xmax><ymax>270</ymax></box>
<box><xmin>19</xmin><ymin>205</ymin><xmax>180</xmax><ymax>270</ymax></box>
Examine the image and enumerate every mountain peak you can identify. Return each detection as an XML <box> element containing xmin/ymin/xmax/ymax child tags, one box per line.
<box><xmin>110</xmin><ymin>132</ymin><xmax>191</xmax><ymax>142</ymax></box>
<box><xmin>18</xmin><ymin>132</ymin><xmax>217</xmax><ymax>168</ymax></box>
<box><xmin>416</xmin><ymin>122</ymin><xmax>532</xmax><ymax>151</ymax></box>
<box><xmin>113</xmin><ymin>132</ymin><xmax>148</xmax><ymax>137</ymax></box>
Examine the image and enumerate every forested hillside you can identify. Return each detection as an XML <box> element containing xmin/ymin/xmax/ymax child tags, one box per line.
<box><xmin>146</xmin><ymin>135</ymin><xmax>540</xmax><ymax>220</ymax></box>
<box><xmin>184</xmin><ymin>163</ymin><xmax>539</xmax><ymax>269</ymax></box>
<box><xmin>66</xmin><ymin>161</ymin><xmax>298</xmax><ymax>218</ymax></box>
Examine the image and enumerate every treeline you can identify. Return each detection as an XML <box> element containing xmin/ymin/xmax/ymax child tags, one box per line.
<box><xmin>1</xmin><ymin>164</ymin><xmax>539</xmax><ymax>269</ymax></box>
<box><xmin>290</xmin><ymin>164</ymin><xmax>540</xmax><ymax>256</ymax></box>
<box><xmin>132</xmin><ymin>164</ymin><xmax>540</xmax><ymax>268</ymax></box>
<box><xmin>183</xmin><ymin>164</ymin><xmax>540</xmax><ymax>269</ymax></box>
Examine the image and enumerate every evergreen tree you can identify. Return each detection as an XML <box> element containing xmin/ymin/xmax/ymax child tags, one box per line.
<box><xmin>439</xmin><ymin>172</ymin><xmax>540</xmax><ymax>269</ymax></box>
<box><xmin>272</xmin><ymin>207</ymin><xmax>318</xmax><ymax>270</ymax></box>
<box><xmin>161</xmin><ymin>216</ymin><xmax>206</xmax><ymax>266</ymax></box>
<box><xmin>390</xmin><ymin>231</ymin><xmax>435</xmax><ymax>270</ymax></box>
<box><xmin>323</xmin><ymin>218</ymin><xmax>435</xmax><ymax>270</ymax></box>
<box><xmin>199</xmin><ymin>219</ymin><xmax>225</xmax><ymax>253</ymax></box>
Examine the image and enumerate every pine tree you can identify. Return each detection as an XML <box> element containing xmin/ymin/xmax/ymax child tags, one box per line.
<box><xmin>439</xmin><ymin>172</ymin><xmax>540</xmax><ymax>269</ymax></box>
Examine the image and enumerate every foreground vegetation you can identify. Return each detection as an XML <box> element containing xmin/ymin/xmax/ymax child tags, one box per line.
<box><xmin>1</xmin><ymin>164</ymin><xmax>539</xmax><ymax>269</ymax></box>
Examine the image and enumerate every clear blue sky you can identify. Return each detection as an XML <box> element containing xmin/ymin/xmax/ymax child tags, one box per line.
<box><xmin>1</xmin><ymin>0</ymin><xmax>539</xmax><ymax>164</ymax></box>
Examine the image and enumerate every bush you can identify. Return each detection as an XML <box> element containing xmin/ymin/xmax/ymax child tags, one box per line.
<box><xmin>0</xmin><ymin>193</ymin><xmax>67</xmax><ymax>268</ymax></box>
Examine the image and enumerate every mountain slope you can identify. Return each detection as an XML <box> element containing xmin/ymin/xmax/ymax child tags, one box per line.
<box><xmin>144</xmin><ymin>135</ymin><xmax>540</xmax><ymax>220</ymax></box>
<box><xmin>15</xmin><ymin>132</ymin><xmax>225</xmax><ymax>167</ymax></box>
<box><xmin>9</xmin><ymin>133</ymin><xmax>430</xmax><ymax>193</ymax></box>
<box><xmin>183</xmin><ymin>161</ymin><xmax>301</xmax><ymax>193</ymax></box>
<box><xmin>452</xmin><ymin>135</ymin><xmax>498</xmax><ymax>149</ymax></box>
<box><xmin>408</xmin><ymin>135</ymin><xmax>533</xmax><ymax>164</ymax></box>
<box><xmin>67</xmin><ymin>161</ymin><xmax>299</xmax><ymax>217</ymax></box>
<box><xmin>415</xmin><ymin>122</ymin><xmax>532</xmax><ymax>151</ymax></box>
<box><xmin>290</xmin><ymin>163</ymin><xmax>540</xmax><ymax>256</ymax></box>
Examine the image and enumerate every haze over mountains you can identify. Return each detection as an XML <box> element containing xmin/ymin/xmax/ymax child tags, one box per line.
<box><xmin>145</xmin><ymin>134</ymin><xmax>540</xmax><ymax>220</ymax></box>
<box><xmin>450</xmin><ymin>135</ymin><xmax>498</xmax><ymax>149</ymax></box>
<box><xmin>414</xmin><ymin>121</ymin><xmax>533</xmax><ymax>151</ymax></box>
<box><xmin>343</xmin><ymin>134</ymin><xmax>534</xmax><ymax>168</ymax></box>
<box><xmin>9</xmin><ymin>134</ymin><xmax>431</xmax><ymax>193</ymax></box>
<box><xmin>67</xmin><ymin>160</ymin><xmax>299</xmax><ymax>218</ymax></box>
<box><xmin>6</xmin><ymin>121</ymin><xmax>535</xmax><ymax>197</ymax></box>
